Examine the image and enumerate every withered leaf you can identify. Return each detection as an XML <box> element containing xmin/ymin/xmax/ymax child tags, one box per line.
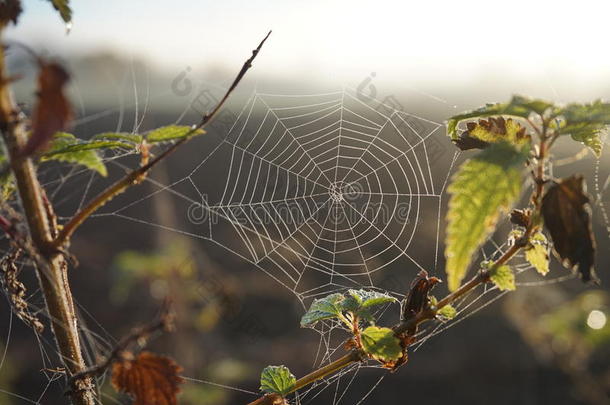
<box><xmin>0</xmin><ymin>249</ymin><xmax>44</xmax><ymax>333</ymax></box>
<box><xmin>509</xmin><ymin>209</ymin><xmax>530</xmax><ymax>228</ymax></box>
<box><xmin>453</xmin><ymin>117</ymin><xmax>529</xmax><ymax>151</ymax></box>
<box><xmin>453</xmin><ymin>133</ymin><xmax>489</xmax><ymax>151</ymax></box>
<box><xmin>401</xmin><ymin>270</ymin><xmax>441</xmax><ymax>323</ymax></box>
<box><xmin>541</xmin><ymin>175</ymin><xmax>597</xmax><ymax>283</ymax></box>
<box><xmin>0</xmin><ymin>0</ymin><xmax>22</xmax><ymax>25</ymax></box>
<box><xmin>22</xmin><ymin>61</ymin><xmax>72</xmax><ymax>157</ymax></box>
<box><xmin>111</xmin><ymin>351</ymin><xmax>184</xmax><ymax>405</ymax></box>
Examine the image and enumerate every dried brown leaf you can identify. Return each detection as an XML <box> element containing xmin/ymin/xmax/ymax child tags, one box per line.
<box><xmin>22</xmin><ymin>61</ymin><xmax>72</xmax><ymax>157</ymax></box>
<box><xmin>454</xmin><ymin>117</ymin><xmax>529</xmax><ymax>151</ymax></box>
<box><xmin>111</xmin><ymin>351</ymin><xmax>184</xmax><ymax>405</ymax></box>
<box><xmin>0</xmin><ymin>0</ymin><xmax>22</xmax><ymax>25</ymax></box>
<box><xmin>0</xmin><ymin>249</ymin><xmax>44</xmax><ymax>332</ymax></box>
<box><xmin>401</xmin><ymin>270</ymin><xmax>441</xmax><ymax>330</ymax></box>
<box><xmin>509</xmin><ymin>208</ymin><xmax>530</xmax><ymax>228</ymax></box>
<box><xmin>541</xmin><ymin>175</ymin><xmax>597</xmax><ymax>283</ymax></box>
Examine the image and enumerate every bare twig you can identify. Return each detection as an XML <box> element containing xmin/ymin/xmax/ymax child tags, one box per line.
<box><xmin>53</xmin><ymin>31</ymin><xmax>271</xmax><ymax>249</ymax></box>
<box><xmin>67</xmin><ymin>301</ymin><xmax>174</xmax><ymax>390</ymax></box>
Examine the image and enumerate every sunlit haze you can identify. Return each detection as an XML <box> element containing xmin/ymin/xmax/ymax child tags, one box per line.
<box><xmin>10</xmin><ymin>0</ymin><xmax>610</xmax><ymax>97</ymax></box>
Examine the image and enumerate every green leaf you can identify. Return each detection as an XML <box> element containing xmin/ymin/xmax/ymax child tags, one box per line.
<box><xmin>300</xmin><ymin>293</ymin><xmax>346</xmax><ymax>327</ymax></box>
<box><xmin>346</xmin><ymin>289</ymin><xmax>397</xmax><ymax>310</ymax></box>
<box><xmin>553</xmin><ymin>100</ymin><xmax>610</xmax><ymax>157</ymax></box>
<box><xmin>41</xmin><ymin>133</ymin><xmax>107</xmax><ymax>176</ymax></box>
<box><xmin>146</xmin><ymin>125</ymin><xmax>204</xmax><ymax>143</ymax></box>
<box><xmin>360</xmin><ymin>326</ymin><xmax>402</xmax><ymax>362</ymax></box>
<box><xmin>445</xmin><ymin>142</ymin><xmax>527</xmax><ymax>291</ymax></box>
<box><xmin>525</xmin><ymin>231</ymin><xmax>550</xmax><ymax>276</ymax></box>
<box><xmin>510</xmin><ymin>95</ymin><xmax>554</xmax><ymax>116</ymax></box>
<box><xmin>447</xmin><ymin>95</ymin><xmax>548</xmax><ymax>139</ymax></box>
<box><xmin>91</xmin><ymin>132</ymin><xmax>143</xmax><ymax>145</ymax></box>
<box><xmin>489</xmin><ymin>264</ymin><xmax>516</xmax><ymax>291</ymax></box>
<box><xmin>259</xmin><ymin>365</ymin><xmax>296</xmax><ymax>396</ymax></box>
<box><xmin>437</xmin><ymin>304</ymin><xmax>457</xmax><ymax>320</ymax></box>
<box><xmin>44</xmin><ymin>132</ymin><xmax>137</xmax><ymax>154</ymax></box>
<box><xmin>341</xmin><ymin>290</ymin><xmax>396</xmax><ymax>325</ymax></box>
<box><xmin>47</xmin><ymin>0</ymin><xmax>71</xmax><ymax>23</ymax></box>
<box><xmin>569</xmin><ymin>129</ymin><xmax>603</xmax><ymax>157</ymax></box>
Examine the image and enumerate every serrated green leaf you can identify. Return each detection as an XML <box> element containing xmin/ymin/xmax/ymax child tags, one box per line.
<box><xmin>41</xmin><ymin>133</ymin><xmax>107</xmax><ymax>176</ymax></box>
<box><xmin>47</xmin><ymin>0</ymin><xmax>71</xmax><ymax>23</ymax></box>
<box><xmin>300</xmin><ymin>293</ymin><xmax>346</xmax><ymax>327</ymax></box>
<box><xmin>347</xmin><ymin>289</ymin><xmax>397</xmax><ymax>310</ymax></box>
<box><xmin>45</xmin><ymin>140</ymin><xmax>134</xmax><ymax>154</ymax></box>
<box><xmin>445</xmin><ymin>142</ymin><xmax>527</xmax><ymax>291</ymax></box>
<box><xmin>259</xmin><ymin>365</ymin><xmax>296</xmax><ymax>396</ymax></box>
<box><xmin>552</xmin><ymin>100</ymin><xmax>610</xmax><ymax>158</ymax></box>
<box><xmin>510</xmin><ymin>95</ymin><xmax>554</xmax><ymax>116</ymax></box>
<box><xmin>437</xmin><ymin>304</ymin><xmax>457</xmax><ymax>320</ymax></box>
<box><xmin>489</xmin><ymin>264</ymin><xmax>516</xmax><ymax>291</ymax></box>
<box><xmin>447</xmin><ymin>95</ymin><xmax>545</xmax><ymax>139</ymax></box>
<box><xmin>360</xmin><ymin>326</ymin><xmax>402</xmax><ymax>362</ymax></box>
<box><xmin>146</xmin><ymin>125</ymin><xmax>204</xmax><ymax>143</ymax></box>
<box><xmin>44</xmin><ymin>132</ymin><xmax>136</xmax><ymax>154</ymax></box>
<box><xmin>91</xmin><ymin>132</ymin><xmax>143</xmax><ymax>145</ymax></box>
<box><xmin>525</xmin><ymin>231</ymin><xmax>549</xmax><ymax>276</ymax></box>
<box><xmin>570</xmin><ymin>130</ymin><xmax>603</xmax><ymax>157</ymax></box>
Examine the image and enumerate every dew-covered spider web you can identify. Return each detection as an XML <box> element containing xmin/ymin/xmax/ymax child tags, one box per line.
<box><xmin>1</xmin><ymin>74</ymin><xmax>609</xmax><ymax>405</ymax></box>
<box><xmin>99</xmin><ymin>89</ymin><xmax>456</xmax><ymax>300</ymax></box>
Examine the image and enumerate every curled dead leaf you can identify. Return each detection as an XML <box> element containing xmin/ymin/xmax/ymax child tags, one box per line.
<box><xmin>541</xmin><ymin>175</ymin><xmax>597</xmax><ymax>283</ymax></box>
<box><xmin>509</xmin><ymin>208</ymin><xmax>530</xmax><ymax>228</ymax></box>
<box><xmin>0</xmin><ymin>0</ymin><xmax>22</xmax><ymax>25</ymax></box>
<box><xmin>401</xmin><ymin>270</ymin><xmax>441</xmax><ymax>331</ymax></box>
<box><xmin>111</xmin><ymin>351</ymin><xmax>184</xmax><ymax>405</ymax></box>
<box><xmin>21</xmin><ymin>61</ymin><xmax>72</xmax><ymax>157</ymax></box>
<box><xmin>0</xmin><ymin>249</ymin><xmax>44</xmax><ymax>333</ymax></box>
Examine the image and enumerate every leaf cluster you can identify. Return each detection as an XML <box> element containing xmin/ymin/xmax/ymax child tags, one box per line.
<box><xmin>445</xmin><ymin>95</ymin><xmax>601</xmax><ymax>292</ymax></box>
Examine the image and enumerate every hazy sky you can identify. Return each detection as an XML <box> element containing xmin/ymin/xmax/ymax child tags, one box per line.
<box><xmin>8</xmin><ymin>0</ymin><xmax>610</xmax><ymax>101</ymax></box>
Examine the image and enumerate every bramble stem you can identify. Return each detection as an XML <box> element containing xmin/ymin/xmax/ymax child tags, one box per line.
<box><xmin>0</xmin><ymin>28</ymin><xmax>95</xmax><ymax>405</ymax></box>
<box><xmin>52</xmin><ymin>31</ymin><xmax>271</xmax><ymax>249</ymax></box>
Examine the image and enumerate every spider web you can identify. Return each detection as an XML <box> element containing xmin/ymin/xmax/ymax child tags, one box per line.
<box><xmin>1</xmin><ymin>74</ymin><xmax>609</xmax><ymax>405</ymax></box>
<box><xmin>83</xmin><ymin>87</ymin><xmax>589</xmax><ymax>403</ymax></box>
<box><xmin>102</xmin><ymin>88</ymin><xmax>451</xmax><ymax>305</ymax></box>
